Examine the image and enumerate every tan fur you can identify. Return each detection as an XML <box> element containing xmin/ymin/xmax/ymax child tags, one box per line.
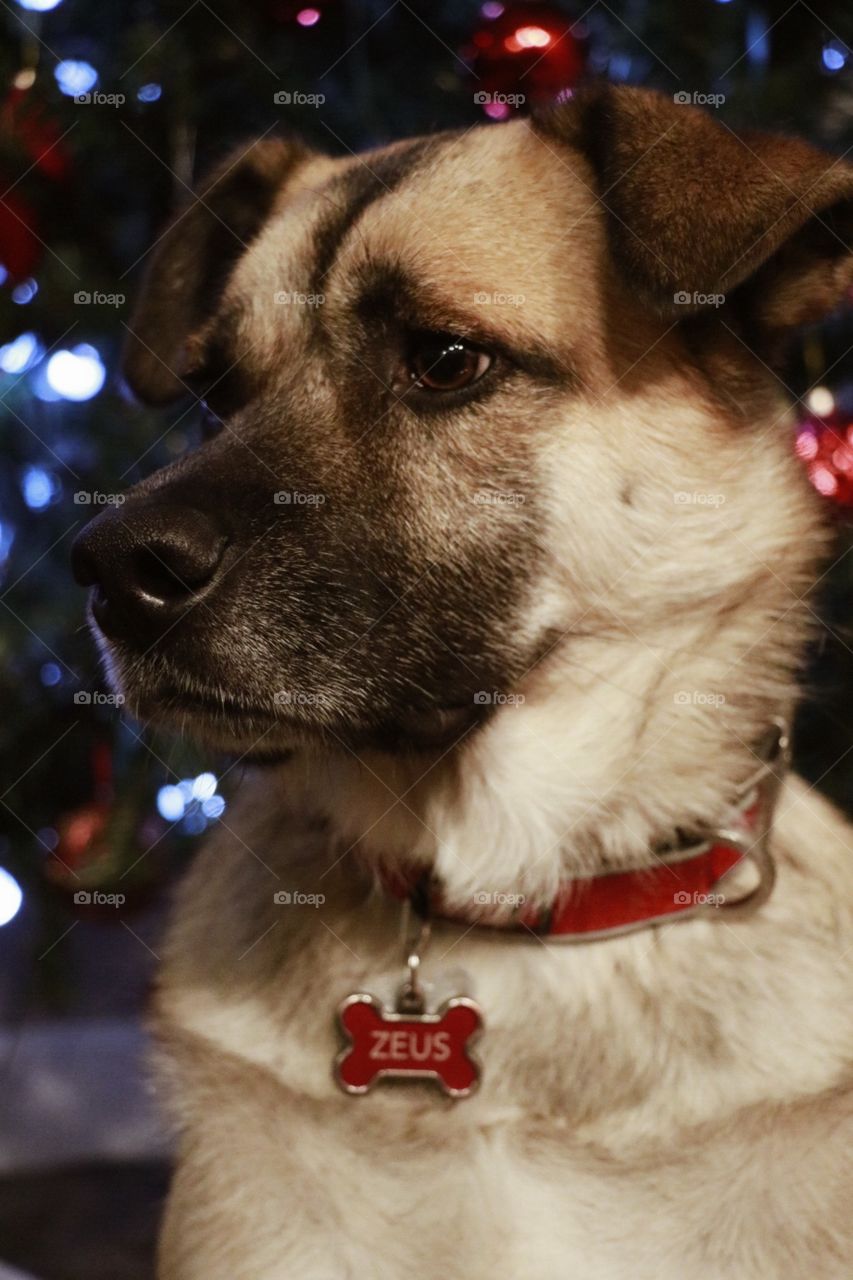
<box><xmin>105</xmin><ymin>91</ymin><xmax>853</xmax><ymax>1277</ymax></box>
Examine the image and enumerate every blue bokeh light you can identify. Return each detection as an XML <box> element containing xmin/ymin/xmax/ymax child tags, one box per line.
<box><xmin>157</xmin><ymin>785</ymin><xmax>186</xmax><ymax>822</ymax></box>
<box><xmin>55</xmin><ymin>59</ymin><xmax>98</xmax><ymax>96</ymax></box>
<box><xmin>22</xmin><ymin>466</ymin><xmax>58</xmax><ymax>510</ymax></box>
<box><xmin>0</xmin><ymin>331</ymin><xmax>42</xmax><ymax>374</ymax></box>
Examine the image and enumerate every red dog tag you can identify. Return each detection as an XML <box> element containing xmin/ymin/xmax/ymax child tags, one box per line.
<box><xmin>335</xmin><ymin>992</ymin><xmax>483</xmax><ymax>1098</ymax></box>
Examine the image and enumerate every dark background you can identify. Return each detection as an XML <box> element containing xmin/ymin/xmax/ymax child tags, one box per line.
<box><xmin>1</xmin><ymin>1</ymin><xmax>852</xmax><ymax>1276</ymax></box>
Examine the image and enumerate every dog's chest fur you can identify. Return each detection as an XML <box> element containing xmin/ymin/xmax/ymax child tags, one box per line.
<box><xmin>153</xmin><ymin>769</ymin><xmax>853</xmax><ymax>1280</ymax></box>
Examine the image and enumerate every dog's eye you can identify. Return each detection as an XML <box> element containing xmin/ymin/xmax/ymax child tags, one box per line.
<box><xmin>406</xmin><ymin>333</ymin><xmax>492</xmax><ymax>393</ymax></box>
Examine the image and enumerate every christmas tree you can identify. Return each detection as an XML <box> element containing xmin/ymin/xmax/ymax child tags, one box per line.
<box><xmin>1</xmin><ymin>0</ymin><xmax>852</xmax><ymax>980</ymax></box>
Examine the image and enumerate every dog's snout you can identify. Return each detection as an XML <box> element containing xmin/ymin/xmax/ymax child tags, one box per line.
<box><xmin>72</xmin><ymin>504</ymin><xmax>228</xmax><ymax>640</ymax></box>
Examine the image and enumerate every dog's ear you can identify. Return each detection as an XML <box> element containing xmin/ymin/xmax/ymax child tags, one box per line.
<box><xmin>122</xmin><ymin>137</ymin><xmax>311</xmax><ymax>405</ymax></box>
<box><xmin>534</xmin><ymin>85</ymin><xmax>853</xmax><ymax>337</ymax></box>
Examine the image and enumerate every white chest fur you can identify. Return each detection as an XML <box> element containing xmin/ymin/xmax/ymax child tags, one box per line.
<box><xmin>153</xmin><ymin>774</ymin><xmax>853</xmax><ymax>1280</ymax></box>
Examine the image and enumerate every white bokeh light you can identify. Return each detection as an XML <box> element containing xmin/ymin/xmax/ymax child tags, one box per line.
<box><xmin>45</xmin><ymin>344</ymin><xmax>106</xmax><ymax>401</ymax></box>
<box><xmin>0</xmin><ymin>867</ymin><xmax>23</xmax><ymax>927</ymax></box>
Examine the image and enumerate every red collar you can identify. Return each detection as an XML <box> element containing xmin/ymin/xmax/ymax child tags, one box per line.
<box><xmin>377</xmin><ymin>725</ymin><xmax>787</xmax><ymax>943</ymax></box>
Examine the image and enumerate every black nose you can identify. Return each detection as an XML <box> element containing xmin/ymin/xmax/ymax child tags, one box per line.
<box><xmin>72</xmin><ymin>503</ymin><xmax>228</xmax><ymax>641</ymax></box>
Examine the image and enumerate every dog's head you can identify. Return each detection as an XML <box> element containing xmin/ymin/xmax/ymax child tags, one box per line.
<box><xmin>73</xmin><ymin>86</ymin><xmax>853</xmax><ymax>758</ymax></box>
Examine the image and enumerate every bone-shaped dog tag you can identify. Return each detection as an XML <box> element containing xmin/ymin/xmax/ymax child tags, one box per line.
<box><xmin>335</xmin><ymin>992</ymin><xmax>482</xmax><ymax>1098</ymax></box>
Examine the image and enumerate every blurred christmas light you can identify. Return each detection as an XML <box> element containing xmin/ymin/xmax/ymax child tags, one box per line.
<box><xmin>822</xmin><ymin>42</ymin><xmax>847</xmax><ymax>72</ymax></box>
<box><xmin>506</xmin><ymin>25</ymin><xmax>552</xmax><ymax>51</ymax></box>
<box><xmin>806</xmin><ymin>386</ymin><xmax>836</xmax><ymax>416</ymax></box>
<box><xmin>22</xmin><ymin>465</ymin><xmax>58</xmax><ymax>510</ymax></box>
<box><xmin>183</xmin><ymin>810</ymin><xmax>207</xmax><ymax>836</ymax></box>
<box><xmin>45</xmin><ymin>344</ymin><xmax>106</xmax><ymax>401</ymax></box>
<box><xmin>0</xmin><ymin>265</ymin><xmax>7</xmax><ymax>285</ymax></box>
<box><xmin>40</xmin><ymin>662</ymin><xmax>62</xmax><ymax>686</ymax></box>
<box><xmin>745</xmin><ymin>11</ymin><xmax>770</xmax><ymax>68</ymax></box>
<box><xmin>16</xmin><ymin>0</ymin><xmax>63</xmax><ymax>10</ymax></box>
<box><xmin>138</xmin><ymin>82</ymin><xmax>162</xmax><ymax>102</ymax></box>
<box><xmin>0</xmin><ymin>867</ymin><xmax>23</xmax><ymax>927</ymax></box>
<box><xmin>157</xmin><ymin>785</ymin><xmax>186</xmax><ymax>822</ymax></box>
<box><xmin>0</xmin><ymin>522</ymin><xmax>15</xmax><ymax>564</ymax></box>
<box><xmin>12</xmin><ymin>278</ymin><xmax>38</xmax><ymax>305</ymax></box>
<box><xmin>54</xmin><ymin>59</ymin><xmax>98</xmax><ymax>96</ymax></box>
<box><xmin>192</xmin><ymin>772</ymin><xmax>217</xmax><ymax>801</ymax></box>
<box><xmin>0</xmin><ymin>331</ymin><xmax>42</xmax><ymax>374</ymax></box>
<box><xmin>296</xmin><ymin>7</ymin><xmax>321</xmax><ymax>25</ymax></box>
<box><xmin>202</xmin><ymin>795</ymin><xmax>226</xmax><ymax>819</ymax></box>
<box><xmin>481</xmin><ymin>2</ymin><xmax>504</xmax><ymax>15</ymax></box>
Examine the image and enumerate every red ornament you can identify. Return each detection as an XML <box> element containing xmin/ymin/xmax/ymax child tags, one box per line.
<box><xmin>0</xmin><ymin>85</ymin><xmax>70</xmax><ymax>283</ymax></box>
<box><xmin>1</xmin><ymin>87</ymin><xmax>71</xmax><ymax>182</ymax></box>
<box><xmin>0</xmin><ymin>188</ymin><xmax>41</xmax><ymax>281</ymax></box>
<box><xmin>795</xmin><ymin>401</ymin><xmax>853</xmax><ymax>511</ymax></box>
<box><xmin>465</xmin><ymin>3</ymin><xmax>587</xmax><ymax>117</ymax></box>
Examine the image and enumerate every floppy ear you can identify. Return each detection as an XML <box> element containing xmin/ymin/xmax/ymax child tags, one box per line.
<box><xmin>534</xmin><ymin>84</ymin><xmax>853</xmax><ymax>338</ymax></box>
<box><xmin>122</xmin><ymin>137</ymin><xmax>310</xmax><ymax>405</ymax></box>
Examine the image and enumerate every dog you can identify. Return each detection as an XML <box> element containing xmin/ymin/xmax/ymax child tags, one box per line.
<box><xmin>72</xmin><ymin>84</ymin><xmax>853</xmax><ymax>1278</ymax></box>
